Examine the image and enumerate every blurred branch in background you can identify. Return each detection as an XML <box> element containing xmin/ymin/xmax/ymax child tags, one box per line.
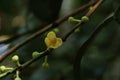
<box><xmin>0</xmin><ymin>24</ymin><xmax>47</xmax><ymax>44</ymax></box>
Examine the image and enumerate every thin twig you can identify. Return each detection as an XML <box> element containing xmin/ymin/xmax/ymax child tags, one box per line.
<box><xmin>0</xmin><ymin>0</ymin><xmax>96</xmax><ymax>62</ymax></box>
<box><xmin>0</xmin><ymin>49</ymin><xmax>53</xmax><ymax>79</ymax></box>
<box><xmin>86</xmin><ymin>0</ymin><xmax>103</xmax><ymax>16</ymax></box>
<box><xmin>63</xmin><ymin>0</ymin><xmax>104</xmax><ymax>42</ymax></box>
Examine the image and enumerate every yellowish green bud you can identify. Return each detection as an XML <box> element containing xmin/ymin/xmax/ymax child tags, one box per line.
<box><xmin>0</xmin><ymin>66</ymin><xmax>6</xmax><ymax>72</ymax></box>
<box><xmin>32</xmin><ymin>51</ymin><xmax>43</xmax><ymax>58</ymax></box>
<box><xmin>15</xmin><ymin>71</ymin><xmax>21</xmax><ymax>80</ymax></box>
<box><xmin>89</xmin><ymin>6</ymin><xmax>93</xmax><ymax>10</ymax></box>
<box><xmin>68</xmin><ymin>17</ymin><xmax>81</xmax><ymax>23</ymax></box>
<box><xmin>0</xmin><ymin>66</ymin><xmax>13</xmax><ymax>72</ymax></box>
<box><xmin>53</xmin><ymin>28</ymin><xmax>59</xmax><ymax>33</ymax></box>
<box><xmin>15</xmin><ymin>77</ymin><xmax>21</xmax><ymax>80</ymax></box>
<box><xmin>81</xmin><ymin>16</ymin><xmax>89</xmax><ymax>22</ymax></box>
<box><xmin>42</xmin><ymin>62</ymin><xmax>49</xmax><ymax>69</ymax></box>
<box><xmin>12</xmin><ymin>55</ymin><xmax>19</xmax><ymax>62</ymax></box>
<box><xmin>74</xmin><ymin>27</ymin><xmax>80</xmax><ymax>32</ymax></box>
<box><xmin>12</xmin><ymin>55</ymin><xmax>21</xmax><ymax>66</ymax></box>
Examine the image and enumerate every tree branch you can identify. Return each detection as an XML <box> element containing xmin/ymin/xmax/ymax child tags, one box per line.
<box><xmin>0</xmin><ymin>0</ymin><xmax>97</xmax><ymax>62</ymax></box>
<box><xmin>0</xmin><ymin>1</ymin><xmax>102</xmax><ymax>78</ymax></box>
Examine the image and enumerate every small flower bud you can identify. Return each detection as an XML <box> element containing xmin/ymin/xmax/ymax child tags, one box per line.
<box><xmin>32</xmin><ymin>52</ymin><xmax>43</xmax><ymax>58</ymax></box>
<box><xmin>74</xmin><ymin>27</ymin><xmax>80</xmax><ymax>32</ymax></box>
<box><xmin>0</xmin><ymin>66</ymin><xmax>13</xmax><ymax>72</ymax></box>
<box><xmin>0</xmin><ymin>66</ymin><xmax>6</xmax><ymax>72</ymax></box>
<box><xmin>15</xmin><ymin>71</ymin><xmax>21</xmax><ymax>80</ymax></box>
<box><xmin>53</xmin><ymin>28</ymin><xmax>59</xmax><ymax>33</ymax></box>
<box><xmin>68</xmin><ymin>17</ymin><xmax>81</xmax><ymax>23</ymax></box>
<box><xmin>15</xmin><ymin>77</ymin><xmax>21</xmax><ymax>80</ymax></box>
<box><xmin>81</xmin><ymin>16</ymin><xmax>89</xmax><ymax>22</ymax></box>
<box><xmin>12</xmin><ymin>55</ymin><xmax>19</xmax><ymax>62</ymax></box>
<box><xmin>42</xmin><ymin>62</ymin><xmax>49</xmax><ymax>69</ymax></box>
<box><xmin>89</xmin><ymin>6</ymin><xmax>93</xmax><ymax>10</ymax></box>
<box><xmin>12</xmin><ymin>55</ymin><xmax>21</xmax><ymax>66</ymax></box>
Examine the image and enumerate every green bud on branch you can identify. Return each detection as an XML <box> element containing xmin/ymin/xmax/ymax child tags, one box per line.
<box><xmin>12</xmin><ymin>55</ymin><xmax>19</xmax><ymax>62</ymax></box>
<box><xmin>53</xmin><ymin>28</ymin><xmax>59</xmax><ymax>33</ymax></box>
<box><xmin>74</xmin><ymin>27</ymin><xmax>80</xmax><ymax>32</ymax></box>
<box><xmin>32</xmin><ymin>51</ymin><xmax>43</xmax><ymax>58</ymax></box>
<box><xmin>42</xmin><ymin>56</ymin><xmax>49</xmax><ymax>69</ymax></box>
<box><xmin>81</xmin><ymin>16</ymin><xmax>89</xmax><ymax>22</ymax></box>
<box><xmin>42</xmin><ymin>62</ymin><xmax>49</xmax><ymax>69</ymax></box>
<box><xmin>68</xmin><ymin>17</ymin><xmax>81</xmax><ymax>23</ymax></box>
<box><xmin>0</xmin><ymin>66</ymin><xmax>13</xmax><ymax>72</ymax></box>
<box><xmin>12</xmin><ymin>55</ymin><xmax>21</xmax><ymax>66</ymax></box>
<box><xmin>15</xmin><ymin>77</ymin><xmax>21</xmax><ymax>80</ymax></box>
<box><xmin>0</xmin><ymin>66</ymin><xmax>6</xmax><ymax>72</ymax></box>
<box><xmin>14</xmin><ymin>70</ymin><xmax>21</xmax><ymax>80</ymax></box>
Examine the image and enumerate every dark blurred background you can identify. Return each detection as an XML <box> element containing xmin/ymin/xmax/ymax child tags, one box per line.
<box><xmin>0</xmin><ymin>0</ymin><xmax>120</xmax><ymax>80</ymax></box>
